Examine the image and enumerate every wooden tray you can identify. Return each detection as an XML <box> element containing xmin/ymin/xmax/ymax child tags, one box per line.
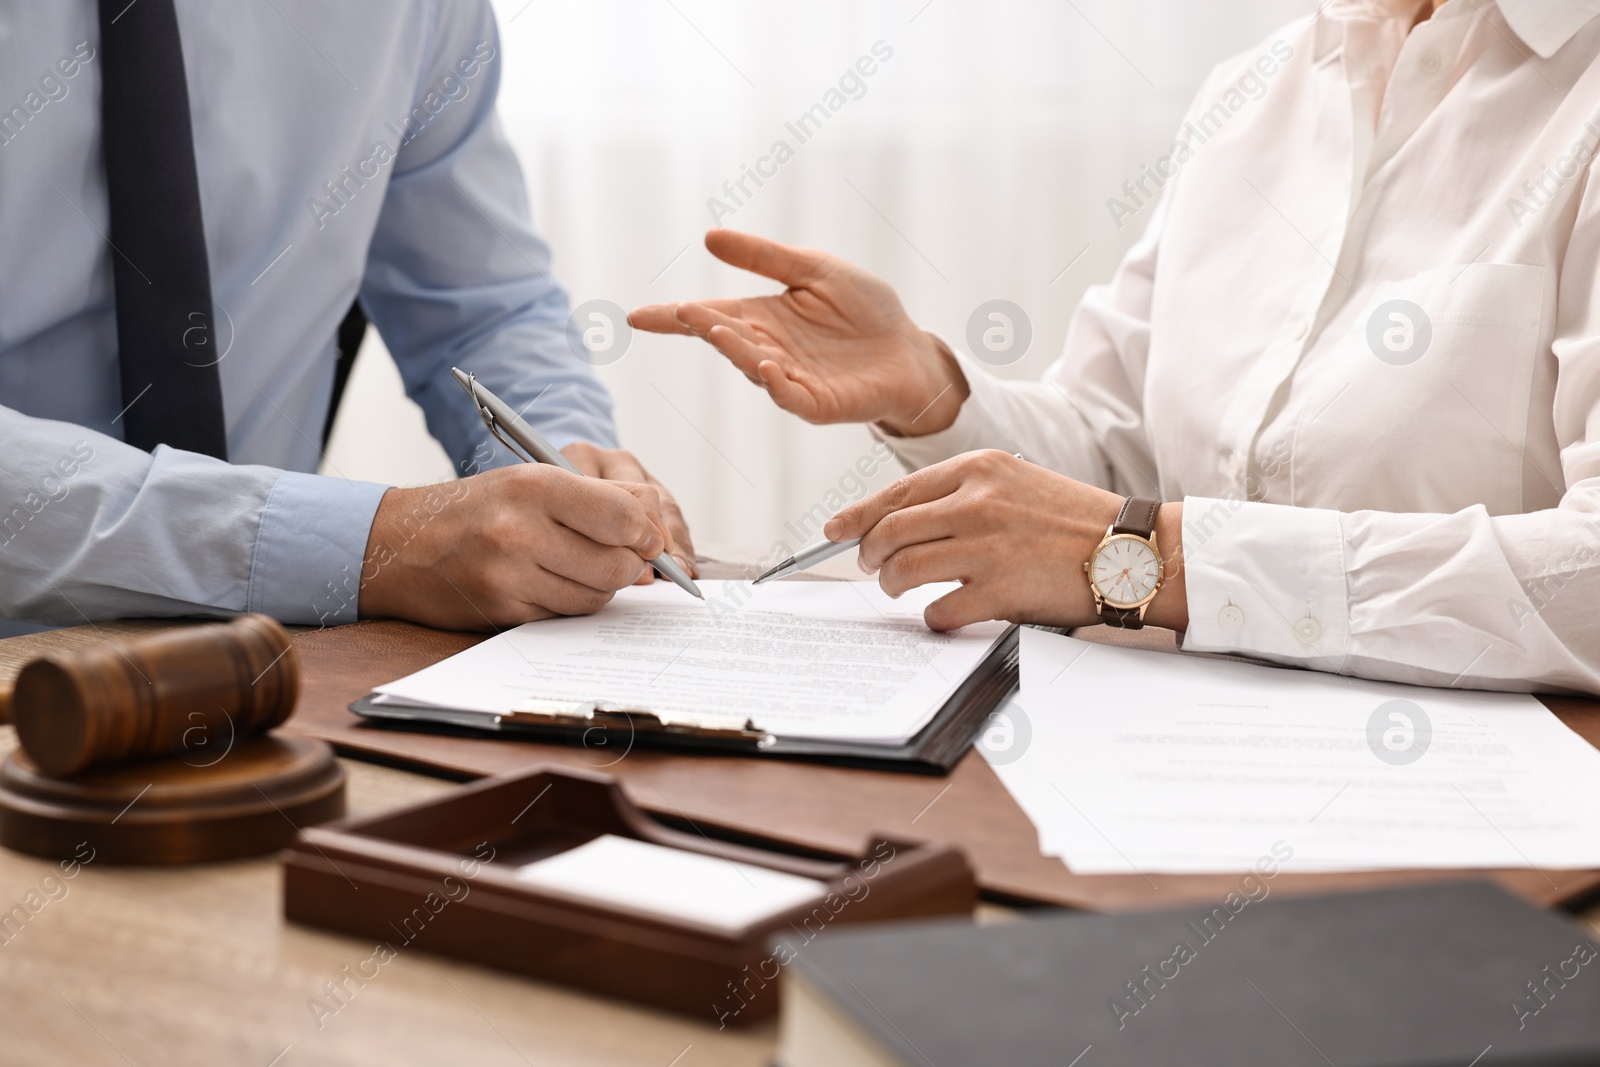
<box><xmin>282</xmin><ymin>765</ymin><xmax>975</xmax><ymax>1023</ymax></box>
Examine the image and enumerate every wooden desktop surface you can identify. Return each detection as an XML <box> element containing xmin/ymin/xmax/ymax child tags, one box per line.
<box><xmin>2</xmin><ymin>548</ymin><xmax>1597</xmax><ymax>1066</ymax></box>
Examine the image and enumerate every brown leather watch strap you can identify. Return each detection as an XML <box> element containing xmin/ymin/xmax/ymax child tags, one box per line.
<box><xmin>1099</xmin><ymin>607</ymin><xmax>1143</xmax><ymax>629</ymax></box>
<box><xmin>1099</xmin><ymin>496</ymin><xmax>1161</xmax><ymax>630</ymax></box>
<box><xmin>1112</xmin><ymin>496</ymin><xmax>1160</xmax><ymax>539</ymax></box>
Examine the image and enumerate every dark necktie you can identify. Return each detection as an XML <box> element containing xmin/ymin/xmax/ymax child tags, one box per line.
<box><xmin>98</xmin><ymin>0</ymin><xmax>229</xmax><ymax>460</ymax></box>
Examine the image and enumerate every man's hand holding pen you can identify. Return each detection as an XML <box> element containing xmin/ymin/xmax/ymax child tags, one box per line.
<box><xmin>359</xmin><ymin>463</ymin><xmax>682</xmax><ymax>631</ymax></box>
<box><xmin>560</xmin><ymin>441</ymin><xmax>697</xmax><ymax>579</ymax></box>
<box><xmin>360</xmin><ymin>370</ymin><xmax>701</xmax><ymax>632</ymax></box>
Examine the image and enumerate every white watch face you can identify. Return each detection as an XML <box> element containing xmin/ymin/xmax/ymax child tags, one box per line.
<box><xmin>1092</xmin><ymin>536</ymin><xmax>1161</xmax><ymax>608</ymax></box>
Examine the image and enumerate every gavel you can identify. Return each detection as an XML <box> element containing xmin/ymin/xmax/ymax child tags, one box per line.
<box><xmin>0</xmin><ymin>615</ymin><xmax>299</xmax><ymax>777</ymax></box>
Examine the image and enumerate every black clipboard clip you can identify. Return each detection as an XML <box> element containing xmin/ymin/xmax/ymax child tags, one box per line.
<box><xmin>499</xmin><ymin>698</ymin><xmax>776</xmax><ymax>748</ymax></box>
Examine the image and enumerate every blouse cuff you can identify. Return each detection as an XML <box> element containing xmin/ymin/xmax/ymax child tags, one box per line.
<box><xmin>1179</xmin><ymin>496</ymin><xmax>1350</xmax><ymax>672</ymax></box>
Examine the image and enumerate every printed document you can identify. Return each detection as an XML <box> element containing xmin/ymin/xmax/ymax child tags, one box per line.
<box><xmin>372</xmin><ymin>581</ymin><xmax>1009</xmax><ymax>744</ymax></box>
<box><xmin>985</xmin><ymin>628</ymin><xmax>1600</xmax><ymax>873</ymax></box>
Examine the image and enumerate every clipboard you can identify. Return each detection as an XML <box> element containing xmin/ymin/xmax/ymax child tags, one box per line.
<box><xmin>347</xmin><ymin>623</ymin><xmax>1020</xmax><ymax>774</ymax></box>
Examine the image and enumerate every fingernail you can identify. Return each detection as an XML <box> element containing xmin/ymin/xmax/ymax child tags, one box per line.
<box><xmin>824</xmin><ymin>519</ymin><xmax>842</xmax><ymax>539</ymax></box>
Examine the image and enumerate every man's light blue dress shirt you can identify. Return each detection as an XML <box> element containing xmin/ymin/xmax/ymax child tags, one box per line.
<box><xmin>0</xmin><ymin>0</ymin><xmax>616</xmax><ymax>634</ymax></box>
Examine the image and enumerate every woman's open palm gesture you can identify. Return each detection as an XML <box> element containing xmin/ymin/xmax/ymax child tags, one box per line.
<box><xmin>630</xmin><ymin>230</ymin><xmax>965</xmax><ymax>433</ymax></box>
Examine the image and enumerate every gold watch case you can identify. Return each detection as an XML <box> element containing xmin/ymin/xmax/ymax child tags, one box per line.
<box><xmin>1082</xmin><ymin>527</ymin><xmax>1165</xmax><ymax>614</ymax></box>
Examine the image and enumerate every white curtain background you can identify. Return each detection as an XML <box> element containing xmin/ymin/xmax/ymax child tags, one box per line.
<box><xmin>324</xmin><ymin>0</ymin><xmax>1310</xmax><ymax>555</ymax></box>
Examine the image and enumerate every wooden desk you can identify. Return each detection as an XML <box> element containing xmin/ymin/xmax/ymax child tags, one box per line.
<box><xmin>4</xmin><ymin>577</ymin><xmax>1598</xmax><ymax>1066</ymax></box>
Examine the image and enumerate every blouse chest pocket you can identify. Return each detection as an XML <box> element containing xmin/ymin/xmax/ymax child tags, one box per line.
<box><xmin>1292</xmin><ymin>262</ymin><xmax>1547</xmax><ymax>516</ymax></box>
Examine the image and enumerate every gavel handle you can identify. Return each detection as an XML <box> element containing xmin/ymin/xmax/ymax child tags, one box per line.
<box><xmin>0</xmin><ymin>679</ymin><xmax>11</xmax><ymax>725</ymax></box>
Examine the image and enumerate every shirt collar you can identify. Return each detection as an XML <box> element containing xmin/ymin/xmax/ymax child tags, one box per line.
<box><xmin>1315</xmin><ymin>0</ymin><xmax>1600</xmax><ymax>61</ymax></box>
<box><xmin>1496</xmin><ymin>0</ymin><xmax>1600</xmax><ymax>58</ymax></box>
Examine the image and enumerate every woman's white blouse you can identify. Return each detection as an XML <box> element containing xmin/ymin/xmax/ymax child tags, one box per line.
<box><xmin>884</xmin><ymin>0</ymin><xmax>1600</xmax><ymax>694</ymax></box>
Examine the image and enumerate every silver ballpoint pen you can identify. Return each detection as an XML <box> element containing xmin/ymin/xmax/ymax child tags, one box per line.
<box><xmin>753</xmin><ymin>536</ymin><xmax>863</xmax><ymax>585</ymax></box>
<box><xmin>755</xmin><ymin>453</ymin><xmax>1023</xmax><ymax>584</ymax></box>
<box><xmin>451</xmin><ymin>367</ymin><xmax>703</xmax><ymax>600</ymax></box>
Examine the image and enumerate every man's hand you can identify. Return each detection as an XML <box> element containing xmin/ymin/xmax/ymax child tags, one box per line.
<box><xmin>358</xmin><ymin>464</ymin><xmax>677</xmax><ymax>631</ymax></box>
<box><xmin>559</xmin><ymin>442</ymin><xmax>697</xmax><ymax>581</ymax></box>
<box><xmin>824</xmin><ymin>450</ymin><xmax>1188</xmax><ymax>632</ymax></box>
<box><xmin>629</xmin><ymin>230</ymin><xmax>969</xmax><ymax>435</ymax></box>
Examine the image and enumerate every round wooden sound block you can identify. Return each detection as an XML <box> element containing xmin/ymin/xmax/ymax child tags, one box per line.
<box><xmin>0</xmin><ymin>735</ymin><xmax>345</xmax><ymax>865</ymax></box>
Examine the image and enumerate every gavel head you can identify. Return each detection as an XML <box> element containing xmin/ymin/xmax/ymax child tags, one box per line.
<box><xmin>10</xmin><ymin>615</ymin><xmax>300</xmax><ymax>778</ymax></box>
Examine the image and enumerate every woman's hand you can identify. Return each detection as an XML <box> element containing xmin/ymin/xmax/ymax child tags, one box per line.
<box><xmin>629</xmin><ymin>230</ymin><xmax>969</xmax><ymax>435</ymax></box>
<box><xmin>825</xmin><ymin>450</ymin><xmax>1188</xmax><ymax>631</ymax></box>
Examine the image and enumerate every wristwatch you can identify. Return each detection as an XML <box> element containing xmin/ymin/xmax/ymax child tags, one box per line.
<box><xmin>1083</xmin><ymin>497</ymin><xmax>1164</xmax><ymax>629</ymax></box>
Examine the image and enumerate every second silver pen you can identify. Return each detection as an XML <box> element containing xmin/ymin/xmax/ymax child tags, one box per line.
<box><xmin>752</xmin><ymin>536</ymin><xmax>864</xmax><ymax>585</ymax></box>
<box><xmin>755</xmin><ymin>453</ymin><xmax>1024</xmax><ymax>584</ymax></box>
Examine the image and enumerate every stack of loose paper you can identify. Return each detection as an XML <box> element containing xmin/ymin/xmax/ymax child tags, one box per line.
<box><xmin>371</xmin><ymin>581</ymin><xmax>1009</xmax><ymax>746</ymax></box>
<box><xmin>982</xmin><ymin>628</ymin><xmax>1600</xmax><ymax>874</ymax></box>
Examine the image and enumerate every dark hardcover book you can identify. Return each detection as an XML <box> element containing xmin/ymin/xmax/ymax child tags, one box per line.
<box><xmin>776</xmin><ymin>881</ymin><xmax>1600</xmax><ymax>1067</ymax></box>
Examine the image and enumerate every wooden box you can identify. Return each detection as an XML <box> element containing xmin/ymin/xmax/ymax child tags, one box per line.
<box><xmin>281</xmin><ymin>765</ymin><xmax>976</xmax><ymax>1024</ymax></box>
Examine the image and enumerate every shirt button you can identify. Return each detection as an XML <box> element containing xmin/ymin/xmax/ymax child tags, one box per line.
<box><xmin>1293</xmin><ymin>617</ymin><xmax>1323</xmax><ymax>644</ymax></box>
<box><xmin>1420</xmin><ymin>51</ymin><xmax>1441</xmax><ymax>75</ymax></box>
<box><xmin>1292</xmin><ymin>319</ymin><xmax>1310</xmax><ymax>341</ymax></box>
<box><xmin>1218</xmin><ymin>605</ymin><xmax>1245</xmax><ymax>629</ymax></box>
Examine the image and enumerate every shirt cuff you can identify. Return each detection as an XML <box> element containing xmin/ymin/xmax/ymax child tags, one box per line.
<box><xmin>1180</xmin><ymin>496</ymin><xmax>1350</xmax><ymax>672</ymax></box>
<box><xmin>872</xmin><ymin>344</ymin><xmax>1007</xmax><ymax>471</ymax></box>
<box><xmin>247</xmin><ymin>471</ymin><xmax>390</xmax><ymax>627</ymax></box>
